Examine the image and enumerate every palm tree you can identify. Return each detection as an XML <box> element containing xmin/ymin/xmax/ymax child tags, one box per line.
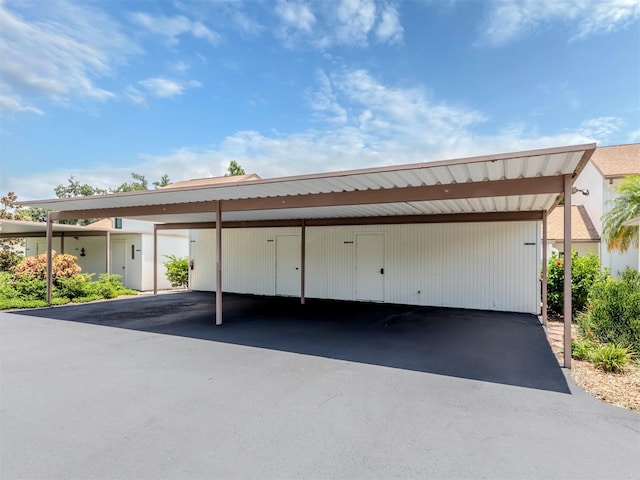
<box><xmin>602</xmin><ymin>174</ymin><xmax>640</xmax><ymax>252</ymax></box>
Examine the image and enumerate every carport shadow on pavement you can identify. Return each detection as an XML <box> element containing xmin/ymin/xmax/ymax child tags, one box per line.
<box><xmin>13</xmin><ymin>291</ymin><xmax>570</xmax><ymax>393</ymax></box>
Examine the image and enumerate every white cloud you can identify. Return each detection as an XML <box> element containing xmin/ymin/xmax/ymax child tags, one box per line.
<box><xmin>5</xmin><ymin>68</ymin><xmax>623</xmax><ymax>201</ymax></box>
<box><xmin>479</xmin><ymin>0</ymin><xmax>640</xmax><ymax>46</ymax></box>
<box><xmin>123</xmin><ymin>85</ymin><xmax>146</xmax><ymax>106</ymax></box>
<box><xmin>138</xmin><ymin>78</ymin><xmax>202</xmax><ymax>98</ymax></box>
<box><xmin>575</xmin><ymin>116</ymin><xmax>622</xmax><ymax>139</ymax></box>
<box><xmin>0</xmin><ymin>93</ymin><xmax>43</xmax><ymax>116</ymax></box>
<box><xmin>0</xmin><ymin>0</ymin><xmax>140</xmax><ymax>115</ymax></box>
<box><xmin>130</xmin><ymin>11</ymin><xmax>221</xmax><ymax>46</ymax></box>
<box><xmin>331</xmin><ymin>0</ymin><xmax>377</xmax><ymax>47</ymax></box>
<box><xmin>275</xmin><ymin>0</ymin><xmax>316</xmax><ymax>32</ymax></box>
<box><xmin>273</xmin><ymin>0</ymin><xmax>403</xmax><ymax>49</ymax></box>
<box><xmin>375</xmin><ymin>3</ymin><xmax>403</xmax><ymax>44</ymax></box>
<box><xmin>307</xmin><ymin>70</ymin><xmax>348</xmax><ymax>124</ymax></box>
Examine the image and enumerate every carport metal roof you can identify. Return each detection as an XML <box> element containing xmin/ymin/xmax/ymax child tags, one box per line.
<box><xmin>0</xmin><ymin>219</ymin><xmax>148</xmax><ymax>238</ymax></box>
<box><xmin>19</xmin><ymin>143</ymin><xmax>595</xmax><ymax>370</ymax></box>
<box><xmin>21</xmin><ymin>143</ymin><xmax>595</xmax><ymax>225</ymax></box>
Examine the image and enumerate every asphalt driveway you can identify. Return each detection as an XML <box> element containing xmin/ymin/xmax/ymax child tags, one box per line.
<box><xmin>1</xmin><ymin>292</ymin><xmax>638</xmax><ymax>479</ymax></box>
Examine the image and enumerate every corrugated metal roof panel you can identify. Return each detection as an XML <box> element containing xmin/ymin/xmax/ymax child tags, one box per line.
<box><xmin>20</xmin><ymin>144</ymin><xmax>594</xmax><ymax>224</ymax></box>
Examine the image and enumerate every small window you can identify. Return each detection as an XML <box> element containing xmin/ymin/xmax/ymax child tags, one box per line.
<box><xmin>115</xmin><ymin>218</ymin><xmax>123</xmax><ymax>229</ymax></box>
<box><xmin>131</xmin><ymin>245</ymin><xmax>135</xmax><ymax>260</ymax></box>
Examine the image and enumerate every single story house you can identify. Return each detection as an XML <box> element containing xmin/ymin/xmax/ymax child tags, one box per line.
<box><xmin>0</xmin><ymin>218</ymin><xmax>188</xmax><ymax>291</ymax></box>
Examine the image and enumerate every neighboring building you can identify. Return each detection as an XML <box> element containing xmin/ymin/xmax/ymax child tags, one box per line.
<box><xmin>569</xmin><ymin>143</ymin><xmax>639</xmax><ymax>275</ymax></box>
<box><xmin>2</xmin><ymin>218</ymin><xmax>189</xmax><ymax>291</ymax></box>
<box><xmin>546</xmin><ymin>205</ymin><xmax>600</xmax><ymax>257</ymax></box>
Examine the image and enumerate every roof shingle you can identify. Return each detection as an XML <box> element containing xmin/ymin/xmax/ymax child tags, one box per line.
<box><xmin>591</xmin><ymin>144</ymin><xmax>639</xmax><ymax>178</ymax></box>
<box><xmin>547</xmin><ymin>205</ymin><xmax>600</xmax><ymax>242</ymax></box>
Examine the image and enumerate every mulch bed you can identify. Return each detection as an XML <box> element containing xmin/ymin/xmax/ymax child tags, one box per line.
<box><xmin>546</xmin><ymin>319</ymin><xmax>640</xmax><ymax>412</ymax></box>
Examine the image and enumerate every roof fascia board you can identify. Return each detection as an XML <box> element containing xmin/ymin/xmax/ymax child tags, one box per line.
<box><xmin>50</xmin><ymin>176</ymin><xmax>564</xmax><ymax>221</ymax></box>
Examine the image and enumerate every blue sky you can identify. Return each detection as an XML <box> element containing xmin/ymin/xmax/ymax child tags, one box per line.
<box><xmin>1</xmin><ymin>0</ymin><xmax>639</xmax><ymax>200</ymax></box>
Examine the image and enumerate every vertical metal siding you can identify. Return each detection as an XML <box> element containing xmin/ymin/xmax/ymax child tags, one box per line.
<box><xmin>189</xmin><ymin>222</ymin><xmax>540</xmax><ymax>314</ymax></box>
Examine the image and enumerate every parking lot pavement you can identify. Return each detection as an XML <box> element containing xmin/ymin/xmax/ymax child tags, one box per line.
<box><xmin>1</xmin><ymin>293</ymin><xmax>638</xmax><ymax>479</ymax></box>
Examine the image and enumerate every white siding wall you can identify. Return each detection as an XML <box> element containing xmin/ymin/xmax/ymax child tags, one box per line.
<box><xmin>145</xmin><ymin>233</ymin><xmax>190</xmax><ymax>291</ymax></box>
<box><xmin>190</xmin><ymin>222</ymin><xmax>540</xmax><ymax>314</ymax></box>
<box><xmin>573</xmin><ymin>161</ymin><xmax>604</xmax><ymax>234</ymax></box>
<box><xmin>551</xmin><ymin>241</ymin><xmax>599</xmax><ymax>257</ymax></box>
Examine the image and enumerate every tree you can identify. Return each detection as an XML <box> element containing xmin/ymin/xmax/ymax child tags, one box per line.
<box><xmin>153</xmin><ymin>174</ymin><xmax>171</xmax><ymax>189</ymax></box>
<box><xmin>0</xmin><ymin>192</ymin><xmax>26</xmax><ymax>271</ymax></box>
<box><xmin>226</xmin><ymin>160</ymin><xmax>246</xmax><ymax>176</ymax></box>
<box><xmin>112</xmin><ymin>172</ymin><xmax>149</xmax><ymax>192</ymax></box>
<box><xmin>54</xmin><ymin>176</ymin><xmax>108</xmax><ymax>198</ymax></box>
<box><xmin>602</xmin><ymin>174</ymin><xmax>640</xmax><ymax>252</ymax></box>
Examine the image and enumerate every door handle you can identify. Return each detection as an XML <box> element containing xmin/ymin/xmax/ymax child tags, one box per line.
<box><xmin>380</xmin><ymin>268</ymin><xmax>384</xmax><ymax>274</ymax></box>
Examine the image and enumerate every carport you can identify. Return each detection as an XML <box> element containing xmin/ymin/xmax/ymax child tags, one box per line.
<box><xmin>20</xmin><ymin>143</ymin><xmax>596</xmax><ymax>368</ymax></box>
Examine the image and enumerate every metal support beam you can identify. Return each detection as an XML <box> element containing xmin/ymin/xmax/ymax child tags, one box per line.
<box><xmin>60</xmin><ymin>234</ymin><xmax>65</xmax><ymax>254</ymax></box>
<box><xmin>542</xmin><ymin>210</ymin><xmax>548</xmax><ymax>326</ymax></box>
<box><xmin>301</xmin><ymin>220</ymin><xmax>306</xmax><ymax>305</ymax></box>
<box><xmin>46</xmin><ymin>213</ymin><xmax>53</xmax><ymax>304</ymax></box>
<box><xmin>563</xmin><ymin>175</ymin><xmax>572</xmax><ymax>369</ymax></box>
<box><xmin>106</xmin><ymin>231</ymin><xmax>111</xmax><ymax>275</ymax></box>
<box><xmin>153</xmin><ymin>224</ymin><xmax>158</xmax><ymax>295</ymax></box>
<box><xmin>215</xmin><ymin>201</ymin><xmax>223</xmax><ymax>325</ymax></box>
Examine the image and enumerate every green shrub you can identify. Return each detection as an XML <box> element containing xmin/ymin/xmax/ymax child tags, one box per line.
<box><xmin>88</xmin><ymin>274</ymin><xmax>137</xmax><ymax>299</ymax></box>
<box><xmin>0</xmin><ymin>250</ymin><xmax>23</xmax><ymax>272</ymax></box>
<box><xmin>163</xmin><ymin>255</ymin><xmax>188</xmax><ymax>288</ymax></box>
<box><xmin>71</xmin><ymin>294</ymin><xmax>103</xmax><ymax>303</ymax></box>
<box><xmin>55</xmin><ymin>274</ymin><xmax>94</xmax><ymax>300</ymax></box>
<box><xmin>571</xmin><ymin>338</ymin><xmax>598</xmax><ymax>361</ymax></box>
<box><xmin>0</xmin><ymin>270</ymin><xmax>136</xmax><ymax>310</ymax></box>
<box><xmin>547</xmin><ymin>251</ymin><xmax>605</xmax><ymax>317</ymax></box>
<box><xmin>0</xmin><ymin>272</ymin><xmax>18</xmax><ymax>299</ymax></box>
<box><xmin>13</xmin><ymin>277</ymin><xmax>48</xmax><ymax>300</ymax></box>
<box><xmin>0</xmin><ymin>297</ymin><xmax>69</xmax><ymax>310</ymax></box>
<box><xmin>590</xmin><ymin>343</ymin><xmax>634</xmax><ymax>373</ymax></box>
<box><xmin>578</xmin><ymin>268</ymin><xmax>640</xmax><ymax>352</ymax></box>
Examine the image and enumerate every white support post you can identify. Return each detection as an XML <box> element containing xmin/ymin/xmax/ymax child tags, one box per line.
<box><xmin>563</xmin><ymin>175</ymin><xmax>572</xmax><ymax>369</ymax></box>
<box><xmin>216</xmin><ymin>201</ymin><xmax>223</xmax><ymax>325</ymax></box>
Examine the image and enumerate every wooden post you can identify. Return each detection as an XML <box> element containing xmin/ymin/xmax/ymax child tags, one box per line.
<box><xmin>542</xmin><ymin>210</ymin><xmax>548</xmax><ymax>326</ymax></box>
<box><xmin>46</xmin><ymin>213</ymin><xmax>53</xmax><ymax>304</ymax></box>
<box><xmin>216</xmin><ymin>201</ymin><xmax>223</xmax><ymax>325</ymax></box>
<box><xmin>563</xmin><ymin>175</ymin><xmax>572</xmax><ymax>369</ymax></box>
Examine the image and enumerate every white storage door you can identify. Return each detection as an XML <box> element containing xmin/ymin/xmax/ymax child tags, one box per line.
<box><xmin>355</xmin><ymin>234</ymin><xmax>385</xmax><ymax>302</ymax></box>
<box><xmin>275</xmin><ymin>235</ymin><xmax>301</xmax><ymax>296</ymax></box>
